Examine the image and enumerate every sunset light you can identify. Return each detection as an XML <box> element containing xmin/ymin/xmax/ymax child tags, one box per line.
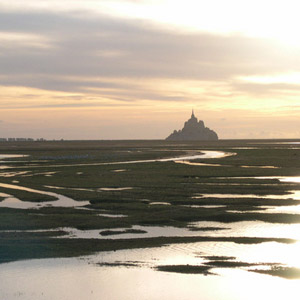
<box><xmin>0</xmin><ymin>2</ymin><xmax>300</xmax><ymax>297</ymax></box>
<box><xmin>0</xmin><ymin>0</ymin><xmax>299</xmax><ymax>138</ymax></box>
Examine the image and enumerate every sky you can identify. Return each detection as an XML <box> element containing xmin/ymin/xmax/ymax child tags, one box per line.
<box><xmin>0</xmin><ymin>0</ymin><xmax>299</xmax><ymax>139</ymax></box>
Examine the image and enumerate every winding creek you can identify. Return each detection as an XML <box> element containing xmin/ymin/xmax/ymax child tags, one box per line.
<box><xmin>0</xmin><ymin>150</ymin><xmax>236</xmax><ymax>169</ymax></box>
<box><xmin>0</xmin><ymin>150</ymin><xmax>233</xmax><ymax>209</ymax></box>
<box><xmin>0</xmin><ymin>182</ymin><xmax>89</xmax><ymax>209</ymax></box>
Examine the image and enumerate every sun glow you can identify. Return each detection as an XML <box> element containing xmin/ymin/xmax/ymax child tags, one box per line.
<box><xmin>239</xmin><ymin>72</ymin><xmax>300</xmax><ymax>84</ymax></box>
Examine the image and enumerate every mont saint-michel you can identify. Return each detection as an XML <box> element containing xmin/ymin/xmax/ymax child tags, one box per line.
<box><xmin>166</xmin><ymin>111</ymin><xmax>218</xmax><ymax>141</ymax></box>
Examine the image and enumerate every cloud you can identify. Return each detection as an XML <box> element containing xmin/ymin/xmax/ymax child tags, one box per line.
<box><xmin>0</xmin><ymin>3</ymin><xmax>299</xmax><ymax>139</ymax></box>
<box><xmin>1</xmin><ymin>10</ymin><xmax>299</xmax><ymax>97</ymax></box>
<box><xmin>0</xmin><ymin>6</ymin><xmax>300</xmax><ymax>138</ymax></box>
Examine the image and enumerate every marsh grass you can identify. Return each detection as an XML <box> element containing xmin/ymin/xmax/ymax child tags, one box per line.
<box><xmin>96</xmin><ymin>262</ymin><xmax>141</xmax><ymax>268</ymax></box>
<box><xmin>100</xmin><ymin>229</ymin><xmax>147</xmax><ymax>236</ymax></box>
<box><xmin>201</xmin><ymin>255</ymin><xmax>236</xmax><ymax>260</ymax></box>
<box><xmin>0</xmin><ymin>139</ymin><xmax>299</xmax><ymax>263</ymax></box>
<box><xmin>188</xmin><ymin>227</ymin><xmax>229</xmax><ymax>231</ymax></box>
<box><xmin>0</xmin><ymin>235</ymin><xmax>295</xmax><ymax>263</ymax></box>
<box><xmin>155</xmin><ymin>264</ymin><xmax>214</xmax><ymax>275</ymax></box>
<box><xmin>204</xmin><ymin>261</ymin><xmax>259</xmax><ymax>268</ymax></box>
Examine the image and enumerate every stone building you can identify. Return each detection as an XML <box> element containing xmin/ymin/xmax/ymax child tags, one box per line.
<box><xmin>166</xmin><ymin>111</ymin><xmax>218</xmax><ymax>141</ymax></box>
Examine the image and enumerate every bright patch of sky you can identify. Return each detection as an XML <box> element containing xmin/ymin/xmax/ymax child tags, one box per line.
<box><xmin>240</xmin><ymin>72</ymin><xmax>300</xmax><ymax>85</ymax></box>
<box><xmin>2</xmin><ymin>0</ymin><xmax>300</xmax><ymax>45</ymax></box>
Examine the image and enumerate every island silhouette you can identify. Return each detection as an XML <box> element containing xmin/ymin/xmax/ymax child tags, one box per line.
<box><xmin>166</xmin><ymin>111</ymin><xmax>218</xmax><ymax>141</ymax></box>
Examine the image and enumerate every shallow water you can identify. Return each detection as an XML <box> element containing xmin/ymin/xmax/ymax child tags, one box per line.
<box><xmin>1</xmin><ymin>150</ymin><xmax>300</xmax><ymax>299</ymax></box>
<box><xmin>256</xmin><ymin>176</ymin><xmax>300</xmax><ymax>183</ymax></box>
<box><xmin>44</xmin><ymin>185</ymin><xmax>94</xmax><ymax>192</ymax></box>
<box><xmin>16</xmin><ymin>220</ymin><xmax>299</xmax><ymax>241</ymax></box>
<box><xmin>0</xmin><ymin>154</ymin><xmax>28</xmax><ymax>160</ymax></box>
<box><xmin>0</xmin><ymin>192</ymin><xmax>11</xmax><ymax>197</ymax></box>
<box><xmin>0</xmin><ymin>150</ymin><xmax>235</xmax><ymax>170</ymax></box>
<box><xmin>97</xmin><ymin>213</ymin><xmax>128</xmax><ymax>218</ymax></box>
<box><xmin>98</xmin><ymin>187</ymin><xmax>133</xmax><ymax>191</ymax></box>
<box><xmin>1</xmin><ymin>242</ymin><xmax>300</xmax><ymax>300</ymax></box>
<box><xmin>240</xmin><ymin>165</ymin><xmax>279</xmax><ymax>169</ymax></box>
<box><xmin>22</xmin><ymin>172</ymin><xmax>57</xmax><ymax>177</ymax></box>
<box><xmin>176</xmin><ymin>161</ymin><xmax>224</xmax><ymax>167</ymax></box>
<box><xmin>259</xmin><ymin>205</ymin><xmax>300</xmax><ymax>214</ymax></box>
<box><xmin>182</xmin><ymin>204</ymin><xmax>227</xmax><ymax>208</ymax></box>
<box><xmin>149</xmin><ymin>201</ymin><xmax>171</xmax><ymax>205</ymax></box>
<box><xmin>0</xmin><ymin>183</ymin><xmax>89</xmax><ymax>209</ymax></box>
<box><xmin>190</xmin><ymin>221</ymin><xmax>300</xmax><ymax>240</ymax></box>
<box><xmin>0</xmin><ymin>171</ymin><xmax>30</xmax><ymax>177</ymax></box>
<box><xmin>54</xmin><ymin>225</ymin><xmax>227</xmax><ymax>240</ymax></box>
<box><xmin>193</xmin><ymin>190</ymin><xmax>300</xmax><ymax>200</ymax></box>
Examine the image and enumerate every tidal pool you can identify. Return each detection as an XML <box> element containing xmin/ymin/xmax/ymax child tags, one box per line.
<box><xmin>190</xmin><ymin>221</ymin><xmax>300</xmax><ymax>240</ymax></box>
<box><xmin>0</xmin><ymin>171</ymin><xmax>30</xmax><ymax>177</ymax></box>
<box><xmin>259</xmin><ymin>205</ymin><xmax>300</xmax><ymax>214</ymax></box>
<box><xmin>52</xmin><ymin>225</ymin><xmax>227</xmax><ymax>239</ymax></box>
<box><xmin>1</xmin><ymin>241</ymin><xmax>300</xmax><ymax>300</ymax></box>
<box><xmin>193</xmin><ymin>191</ymin><xmax>300</xmax><ymax>200</ymax></box>
<box><xmin>0</xmin><ymin>154</ymin><xmax>28</xmax><ymax>160</ymax></box>
<box><xmin>98</xmin><ymin>187</ymin><xmax>133</xmax><ymax>191</ymax></box>
<box><xmin>0</xmin><ymin>183</ymin><xmax>89</xmax><ymax>209</ymax></box>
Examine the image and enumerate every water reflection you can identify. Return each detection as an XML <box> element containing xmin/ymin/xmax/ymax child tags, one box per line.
<box><xmin>98</xmin><ymin>187</ymin><xmax>133</xmax><ymax>191</ymax></box>
<box><xmin>190</xmin><ymin>221</ymin><xmax>300</xmax><ymax>240</ymax></box>
<box><xmin>256</xmin><ymin>176</ymin><xmax>300</xmax><ymax>183</ymax></box>
<box><xmin>1</xmin><ymin>151</ymin><xmax>300</xmax><ymax>299</ymax></box>
<box><xmin>0</xmin><ymin>150</ymin><xmax>236</xmax><ymax>170</ymax></box>
<box><xmin>55</xmin><ymin>225</ymin><xmax>226</xmax><ymax>239</ymax></box>
<box><xmin>0</xmin><ymin>154</ymin><xmax>28</xmax><ymax>159</ymax></box>
<box><xmin>0</xmin><ymin>171</ymin><xmax>29</xmax><ymax>177</ymax></box>
<box><xmin>259</xmin><ymin>205</ymin><xmax>300</xmax><ymax>214</ymax></box>
<box><xmin>1</xmin><ymin>243</ymin><xmax>300</xmax><ymax>300</ymax></box>
<box><xmin>0</xmin><ymin>183</ymin><xmax>89</xmax><ymax>209</ymax></box>
<box><xmin>193</xmin><ymin>191</ymin><xmax>300</xmax><ymax>200</ymax></box>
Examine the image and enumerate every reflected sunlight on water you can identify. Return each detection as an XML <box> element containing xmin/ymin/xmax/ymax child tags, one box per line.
<box><xmin>0</xmin><ymin>244</ymin><xmax>300</xmax><ymax>300</ymax></box>
<box><xmin>0</xmin><ymin>183</ymin><xmax>89</xmax><ymax>209</ymax></box>
<box><xmin>191</xmin><ymin>221</ymin><xmax>300</xmax><ymax>240</ymax></box>
<box><xmin>193</xmin><ymin>191</ymin><xmax>300</xmax><ymax>200</ymax></box>
<box><xmin>1</xmin><ymin>151</ymin><xmax>299</xmax><ymax>299</ymax></box>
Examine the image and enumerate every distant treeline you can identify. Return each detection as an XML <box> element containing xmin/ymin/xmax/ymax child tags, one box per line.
<box><xmin>0</xmin><ymin>138</ymin><xmax>46</xmax><ymax>142</ymax></box>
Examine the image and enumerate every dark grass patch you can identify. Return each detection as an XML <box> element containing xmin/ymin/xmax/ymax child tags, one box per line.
<box><xmin>0</xmin><ymin>207</ymin><xmax>132</xmax><ymax>231</ymax></box>
<box><xmin>188</xmin><ymin>226</ymin><xmax>229</xmax><ymax>231</ymax></box>
<box><xmin>0</xmin><ymin>235</ymin><xmax>296</xmax><ymax>264</ymax></box>
<box><xmin>204</xmin><ymin>261</ymin><xmax>259</xmax><ymax>268</ymax></box>
<box><xmin>251</xmin><ymin>266</ymin><xmax>300</xmax><ymax>279</ymax></box>
<box><xmin>100</xmin><ymin>229</ymin><xmax>147</xmax><ymax>236</ymax></box>
<box><xmin>0</xmin><ymin>230</ymin><xmax>68</xmax><ymax>239</ymax></box>
<box><xmin>96</xmin><ymin>261</ymin><xmax>142</xmax><ymax>268</ymax></box>
<box><xmin>155</xmin><ymin>264</ymin><xmax>214</xmax><ymax>275</ymax></box>
<box><xmin>201</xmin><ymin>256</ymin><xmax>236</xmax><ymax>261</ymax></box>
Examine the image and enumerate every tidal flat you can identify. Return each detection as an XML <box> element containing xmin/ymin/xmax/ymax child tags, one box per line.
<box><xmin>0</xmin><ymin>139</ymin><xmax>299</xmax><ymax>299</ymax></box>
